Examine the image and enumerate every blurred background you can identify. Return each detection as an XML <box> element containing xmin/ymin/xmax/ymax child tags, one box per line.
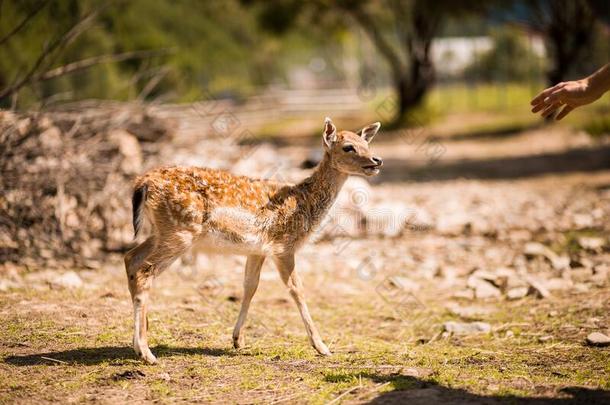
<box><xmin>1</xmin><ymin>1</ymin><xmax>610</xmax><ymax>402</ymax></box>
<box><xmin>1</xmin><ymin>0</ymin><xmax>610</xmax><ymax>129</ymax></box>
<box><xmin>1</xmin><ymin>0</ymin><xmax>610</xmax><ymax>275</ymax></box>
<box><xmin>1</xmin><ymin>0</ymin><xmax>610</xmax><ymax>279</ymax></box>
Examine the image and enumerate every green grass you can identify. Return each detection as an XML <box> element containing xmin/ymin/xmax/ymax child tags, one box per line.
<box><xmin>425</xmin><ymin>82</ymin><xmax>540</xmax><ymax>115</ymax></box>
<box><xmin>1</xmin><ymin>249</ymin><xmax>609</xmax><ymax>404</ymax></box>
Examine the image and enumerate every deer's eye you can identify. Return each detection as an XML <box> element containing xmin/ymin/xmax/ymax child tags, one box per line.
<box><xmin>342</xmin><ymin>145</ymin><xmax>355</xmax><ymax>153</ymax></box>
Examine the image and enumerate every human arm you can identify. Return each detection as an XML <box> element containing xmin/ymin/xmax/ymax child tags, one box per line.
<box><xmin>530</xmin><ymin>63</ymin><xmax>610</xmax><ymax>120</ymax></box>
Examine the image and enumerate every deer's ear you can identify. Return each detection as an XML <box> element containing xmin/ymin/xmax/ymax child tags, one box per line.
<box><xmin>359</xmin><ymin>122</ymin><xmax>381</xmax><ymax>143</ymax></box>
<box><xmin>322</xmin><ymin>117</ymin><xmax>337</xmax><ymax>148</ymax></box>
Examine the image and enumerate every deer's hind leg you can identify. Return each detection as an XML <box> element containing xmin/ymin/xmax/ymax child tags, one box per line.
<box><xmin>125</xmin><ymin>230</ymin><xmax>197</xmax><ymax>364</ymax></box>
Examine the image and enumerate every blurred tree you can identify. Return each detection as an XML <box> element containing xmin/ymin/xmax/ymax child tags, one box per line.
<box><xmin>505</xmin><ymin>0</ymin><xmax>609</xmax><ymax>86</ymax></box>
<box><xmin>529</xmin><ymin>0</ymin><xmax>595</xmax><ymax>86</ymax></box>
<box><xmin>463</xmin><ymin>27</ymin><xmax>544</xmax><ymax>83</ymax></box>
<box><xmin>0</xmin><ymin>0</ymin><xmax>314</xmax><ymax>108</ymax></box>
<box><xmin>246</xmin><ymin>0</ymin><xmax>488</xmax><ymax>125</ymax></box>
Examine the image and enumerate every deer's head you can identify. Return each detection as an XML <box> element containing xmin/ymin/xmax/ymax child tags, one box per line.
<box><xmin>322</xmin><ymin>117</ymin><xmax>383</xmax><ymax>176</ymax></box>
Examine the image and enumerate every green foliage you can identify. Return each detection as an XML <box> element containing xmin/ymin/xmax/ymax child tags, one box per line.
<box><xmin>582</xmin><ymin>115</ymin><xmax>610</xmax><ymax>138</ymax></box>
<box><xmin>0</xmin><ymin>0</ymin><xmax>323</xmax><ymax>107</ymax></box>
<box><xmin>463</xmin><ymin>27</ymin><xmax>544</xmax><ymax>83</ymax></box>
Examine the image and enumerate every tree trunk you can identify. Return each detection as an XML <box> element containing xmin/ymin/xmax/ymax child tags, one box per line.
<box><xmin>393</xmin><ymin>42</ymin><xmax>435</xmax><ymax>126</ymax></box>
<box><xmin>544</xmin><ymin>0</ymin><xmax>595</xmax><ymax>86</ymax></box>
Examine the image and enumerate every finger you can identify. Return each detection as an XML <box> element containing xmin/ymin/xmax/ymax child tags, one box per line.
<box><xmin>543</xmin><ymin>88</ymin><xmax>567</xmax><ymax>105</ymax></box>
<box><xmin>532</xmin><ymin>90</ymin><xmax>561</xmax><ymax>112</ymax></box>
<box><xmin>541</xmin><ymin>103</ymin><xmax>561</xmax><ymax>118</ymax></box>
<box><xmin>531</xmin><ymin>102</ymin><xmax>547</xmax><ymax>113</ymax></box>
<box><xmin>556</xmin><ymin>105</ymin><xmax>574</xmax><ymax>120</ymax></box>
<box><xmin>530</xmin><ymin>83</ymin><xmax>565</xmax><ymax>106</ymax></box>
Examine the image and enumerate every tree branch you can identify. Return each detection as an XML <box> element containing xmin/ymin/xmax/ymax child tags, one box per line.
<box><xmin>37</xmin><ymin>49</ymin><xmax>169</xmax><ymax>82</ymax></box>
<box><xmin>0</xmin><ymin>8</ymin><xmax>99</xmax><ymax>100</ymax></box>
<box><xmin>0</xmin><ymin>0</ymin><xmax>49</xmax><ymax>47</ymax></box>
<box><xmin>344</xmin><ymin>5</ymin><xmax>405</xmax><ymax>77</ymax></box>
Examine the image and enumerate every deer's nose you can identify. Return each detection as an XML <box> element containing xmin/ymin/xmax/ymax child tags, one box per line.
<box><xmin>371</xmin><ymin>157</ymin><xmax>383</xmax><ymax>166</ymax></box>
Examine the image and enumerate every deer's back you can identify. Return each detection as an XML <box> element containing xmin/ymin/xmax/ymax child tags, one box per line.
<box><xmin>136</xmin><ymin>166</ymin><xmax>285</xmax><ymax>226</ymax></box>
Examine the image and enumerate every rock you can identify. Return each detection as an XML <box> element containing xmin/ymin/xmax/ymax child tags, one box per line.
<box><xmin>446</xmin><ymin>304</ymin><xmax>494</xmax><ymax>320</ymax></box>
<box><xmin>545</xmin><ymin>277</ymin><xmax>573</xmax><ymax>291</ymax></box>
<box><xmin>443</xmin><ymin>321</ymin><xmax>491</xmax><ymax>335</ymax></box>
<box><xmin>387</xmin><ymin>276</ymin><xmax>420</xmax><ymax>292</ymax></box>
<box><xmin>538</xmin><ymin>335</ymin><xmax>553</xmax><ymax>343</ymax></box>
<box><xmin>420</xmin><ymin>258</ymin><xmax>440</xmax><ymax>280</ymax></box>
<box><xmin>50</xmin><ymin>271</ymin><xmax>83</xmax><ymax>289</ymax></box>
<box><xmin>365</xmin><ymin>202</ymin><xmax>409</xmax><ymax>237</ymax></box>
<box><xmin>573</xmin><ymin>283</ymin><xmax>590</xmax><ymax>293</ymax></box>
<box><xmin>508</xmin><ymin>229</ymin><xmax>532</xmax><ymax>242</ymax></box>
<box><xmin>16</xmin><ymin>117</ymin><xmax>31</xmax><ymax>135</ymax></box>
<box><xmin>469</xmin><ymin>270</ymin><xmax>500</xmax><ymax>284</ymax></box>
<box><xmin>402</xmin><ymin>367</ymin><xmax>434</xmax><ymax>378</ymax></box>
<box><xmin>109</xmin><ymin>129</ymin><xmax>142</xmax><ymax>174</ymax></box>
<box><xmin>0</xmin><ymin>279</ymin><xmax>21</xmax><ymax>292</ymax></box>
<box><xmin>569</xmin><ymin>267</ymin><xmax>593</xmax><ymax>283</ymax></box>
<box><xmin>525</xmin><ymin>277</ymin><xmax>551</xmax><ymax>299</ymax></box>
<box><xmin>592</xmin><ymin>264</ymin><xmax>609</xmax><ymax>284</ymax></box>
<box><xmin>474</xmin><ymin>282</ymin><xmax>502</xmax><ymax>299</ymax></box>
<box><xmin>523</xmin><ymin>242</ymin><xmax>569</xmax><ymax>270</ymax></box>
<box><xmin>586</xmin><ymin>332</ymin><xmax>610</xmax><ymax>347</ymax></box>
<box><xmin>39</xmin><ymin>126</ymin><xmax>62</xmax><ymax>150</ymax></box>
<box><xmin>551</xmin><ymin>255</ymin><xmax>571</xmax><ymax>271</ymax></box>
<box><xmin>524</xmin><ymin>242</ymin><xmax>551</xmax><ymax>259</ymax></box>
<box><xmin>573</xmin><ymin>213</ymin><xmax>594</xmax><ymax>228</ymax></box>
<box><xmin>578</xmin><ymin>236</ymin><xmax>606</xmax><ymax>252</ymax></box>
<box><xmin>506</xmin><ymin>286</ymin><xmax>528</xmax><ymax>300</ymax></box>
<box><xmin>453</xmin><ymin>289</ymin><xmax>474</xmax><ymax>300</ymax></box>
<box><xmin>467</xmin><ymin>276</ymin><xmax>501</xmax><ymax>299</ymax></box>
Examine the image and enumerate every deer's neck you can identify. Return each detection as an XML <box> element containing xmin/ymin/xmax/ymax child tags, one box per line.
<box><xmin>297</xmin><ymin>152</ymin><xmax>348</xmax><ymax>225</ymax></box>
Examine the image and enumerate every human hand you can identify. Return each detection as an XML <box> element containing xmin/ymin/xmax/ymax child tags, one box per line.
<box><xmin>530</xmin><ymin>79</ymin><xmax>603</xmax><ymax>120</ymax></box>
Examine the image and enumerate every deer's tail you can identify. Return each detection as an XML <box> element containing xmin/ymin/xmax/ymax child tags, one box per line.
<box><xmin>132</xmin><ymin>183</ymin><xmax>148</xmax><ymax>239</ymax></box>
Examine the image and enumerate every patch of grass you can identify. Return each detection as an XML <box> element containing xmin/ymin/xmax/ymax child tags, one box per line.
<box><xmin>1</xmin><ymin>267</ymin><xmax>609</xmax><ymax>403</ymax></box>
<box><xmin>582</xmin><ymin>116</ymin><xmax>610</xmax><ymax>137</ymax></box>
<box><xmin>426</xmin><ymin>82</ymin><xmax>538</xmax><ymax>115</ymax></box>
<box><xmin>149</xmin><ymin>380</ymin><xmax>172</xmax><ymax>398</ymax></box>
<box><xmin>322</xmin><ymin>369</ymin><xmax>361</xmax><ymax>384</ymax></box>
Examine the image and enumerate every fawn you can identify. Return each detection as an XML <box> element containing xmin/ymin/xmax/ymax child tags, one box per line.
<box><xmin>124</xmin><ymin>117</ymin><xmax>383</xmax><ymax>363</ymax></box>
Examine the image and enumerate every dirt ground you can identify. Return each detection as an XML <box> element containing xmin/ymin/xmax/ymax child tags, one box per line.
<box><xmin>1</xmin><ymin>114</ymin><xmax>609</xmax><ymax>404</ymax></box>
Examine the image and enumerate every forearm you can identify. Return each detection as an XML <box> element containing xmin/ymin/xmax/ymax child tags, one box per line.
<box><xmin>585</xmin><ymin>63</ymin><xmax>610</xmax><ymax>99</ymax></box>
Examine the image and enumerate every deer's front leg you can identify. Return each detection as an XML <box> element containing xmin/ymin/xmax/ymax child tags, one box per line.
<box><xmin>233</xmin><ymin>255</ymin><xmax>265</xmax><ymax>349</ymax></box>
<box><xmin>273</xmin><ymin>254</ymin><xmax>331</xmax><ymax>356</ymax></box>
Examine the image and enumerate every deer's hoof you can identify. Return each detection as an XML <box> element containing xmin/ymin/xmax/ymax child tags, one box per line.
<box><xmin>233</xmin><ymin>335</ymin><xmax>245</xmax><ymax>350</ymax></box>
<box><xmin>142</xmin><ymin>354</ymin><xmax>158</xmax><ymax>364</ymax></box>
<box><xmin>315</xmin><ymin>344</ymin><xmax>332</xmax><ymax>356</ymax></box>
<box><xmin>139</xmin><ymin>350</ymin><xmax>158</xmax><ymax>364</ymax></box>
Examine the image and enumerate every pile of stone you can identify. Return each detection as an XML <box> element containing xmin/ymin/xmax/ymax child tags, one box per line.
<box><xmin>0</xmin><ymin>104</ymin><xmax>174</xmax><ymax>268</ymax></box>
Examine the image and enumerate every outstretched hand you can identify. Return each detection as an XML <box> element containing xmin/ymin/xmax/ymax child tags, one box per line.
<box><xmin>530</xmin><ymin>79</ymin><xmax>603</xmax><ymax>120</ymax></box>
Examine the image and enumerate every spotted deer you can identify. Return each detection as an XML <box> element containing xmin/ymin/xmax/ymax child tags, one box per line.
<box><xmin>124</xmin><ymin>117</ymin><xmax>383</xmax><ymax>363</ymax></box>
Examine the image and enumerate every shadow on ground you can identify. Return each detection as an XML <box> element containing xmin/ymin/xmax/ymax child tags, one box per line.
<box><xmin>377</xmin><ymin>145</ymin><xmax>610</xmax><ymax>183</ymax></box>
<box><xmin>363</xmin><ymin>373</ymin><xmax>610</xmax><ymax>405</ymax></box>
<box><xmin>3</xmin><ymin>345</ymin><xmax>235</xmax><ymax>366</ymax></box>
